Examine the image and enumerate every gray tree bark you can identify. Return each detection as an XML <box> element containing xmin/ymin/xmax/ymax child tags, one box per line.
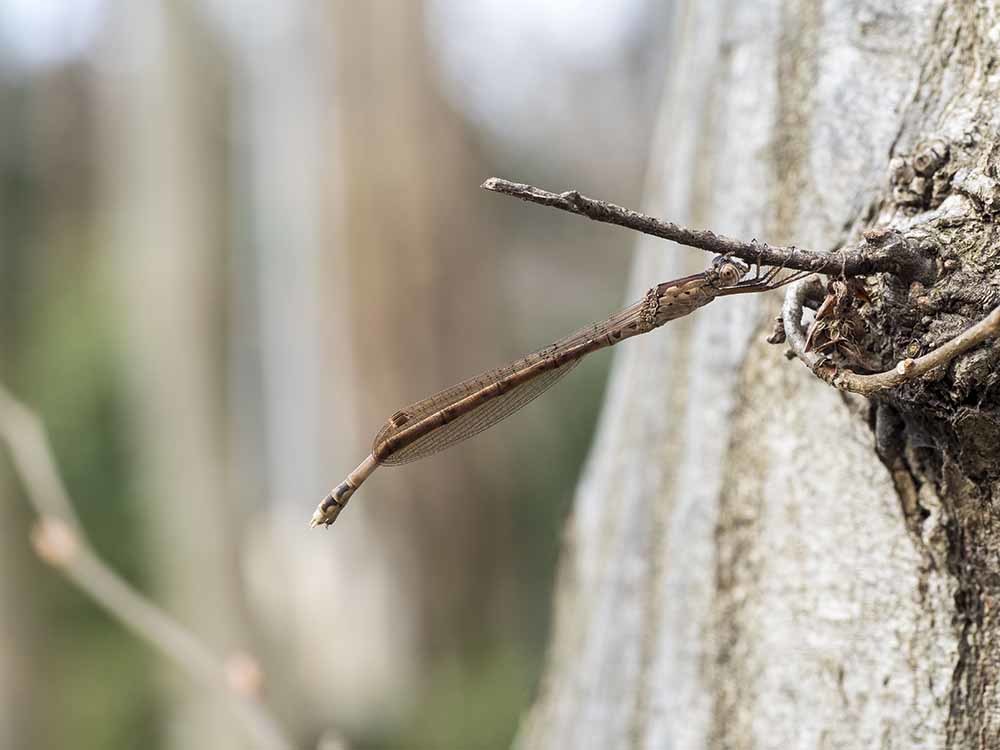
<box><xmin>517</xmin><ymin>2</ymin><xmax>1000</xmax><ymax>748</ymax></box>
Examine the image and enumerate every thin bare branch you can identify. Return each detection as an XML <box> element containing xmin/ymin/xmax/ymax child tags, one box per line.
<box><xmin>482</xmin><ymin>178</ymin><xmax>936</xmax><ymax>282</ymax></box>
<box><xmin>0</xmin><ymin>384</ymin><xmax>296</xmax><ymax>750</ymax></box>
<box><xmin>781</xmin><ymin>284</ymin><xmax>1000</xmax><ymax>396</ymax></box>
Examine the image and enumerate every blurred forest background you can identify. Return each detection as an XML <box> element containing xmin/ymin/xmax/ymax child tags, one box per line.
<box><xmin>0</xmin><ymin>1</ymin><xmax>674</xmax><ymax>748</ymax></box>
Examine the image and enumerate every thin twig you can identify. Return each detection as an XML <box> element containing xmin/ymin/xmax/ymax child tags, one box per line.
<box><xmin>0</xmin><ymin>384</ymin><xmax>296</xmax><ymax>750</ymax></box>
<box><xmin>482</xmin><ymin>178</ymin><xmax>936</xmax><ymax>282</ymax></box>
<box><xmin>781</xmin><ymin>285</ymin><xmax>1000</xmax><ymax>396</ymax></box>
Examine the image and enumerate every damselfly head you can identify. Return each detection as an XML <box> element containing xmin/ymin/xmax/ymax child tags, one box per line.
<box><xmin>711</xmin><ymin>255</ymin><xmax>749</xmax><ymax>286</ymax></box>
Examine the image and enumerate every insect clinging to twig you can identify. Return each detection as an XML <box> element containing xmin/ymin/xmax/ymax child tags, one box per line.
<box><xmin>311</xmin><ymin>255</ymin><xmax>810</xmax><ymax>528</ymax></box>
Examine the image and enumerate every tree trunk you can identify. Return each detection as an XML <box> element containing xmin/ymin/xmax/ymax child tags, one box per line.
<box><xmin>517</xmin><ymin>2</ymin><xmax>1000</xmax><ymax>748</ymax></box>
<box><xmin>95</xmin><ymin>5</ymin><xmax>252</xmax><ymax>748</ymax></box>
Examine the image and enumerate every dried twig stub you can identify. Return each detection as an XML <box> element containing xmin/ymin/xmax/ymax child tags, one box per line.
<box><xmin>766</xmin><ymin>316</ymin><xmax>787</xmax><ymax>345</ymax></box>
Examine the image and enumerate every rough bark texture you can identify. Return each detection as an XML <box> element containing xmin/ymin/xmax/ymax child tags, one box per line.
<box><xmin>517</xmin><ymin>2</ymin><xmax>1000</xmax><ymax>748</ymax></box>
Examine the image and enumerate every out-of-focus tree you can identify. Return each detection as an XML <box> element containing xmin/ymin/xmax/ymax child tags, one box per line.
<box><xmin>0</xmin><ymin>34</ymin><xmax>161</xmax><ymax>750</ymax></box>
<box><xmin>327</xmin><ymin>0</ymin><xmax>506</xmax><ymax>653</ymax></box>
<box><xmin>93</xmin><ymin>3</ymin><xmax>257</xmax><ymax>748</ymax></box>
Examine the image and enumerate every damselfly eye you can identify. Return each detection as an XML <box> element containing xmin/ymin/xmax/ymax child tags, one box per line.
<box><xmin>718</xmin><ymin>260</ymin><xmax>747</xmax><ymax>286</ymax></box>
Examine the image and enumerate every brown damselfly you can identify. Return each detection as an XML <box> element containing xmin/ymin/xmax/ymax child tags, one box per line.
<box><xmin>311</xmin><ymin>255</ymin><xmax>810</xmax><ymax>527</ymax></box>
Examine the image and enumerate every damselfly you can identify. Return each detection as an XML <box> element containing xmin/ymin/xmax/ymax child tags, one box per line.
<box><xmin>311</xmin><ymin>255</ymin><xmax>810</xmax><ymax>527</ymax></box>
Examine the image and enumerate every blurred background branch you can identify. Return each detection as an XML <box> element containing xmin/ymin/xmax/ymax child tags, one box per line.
<box><xmin>0</xmin><ymin>383</ymin><xmax>299</xmax><ymax>750</ymax></box>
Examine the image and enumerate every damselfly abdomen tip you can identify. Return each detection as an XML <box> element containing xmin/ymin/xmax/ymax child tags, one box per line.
<box><xmin>310</xmin><ymin>481</ymin><xmax>356</xmax><ymax>527</ymax></box>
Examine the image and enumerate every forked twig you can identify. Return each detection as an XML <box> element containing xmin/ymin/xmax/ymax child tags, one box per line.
<box><xmin>482</xmin><ymin>178</ymin><xmax>936</xmax><ymax>281</ymax></box>
<box><xmin>782</xmin><ymin>281</ymin><xmax>1000</xmax><ymax>396</ymax></box>
<box><xmin>0</xmin><ymin>384</ymin><xmax>295</xmax><ymax>750</ymax></box>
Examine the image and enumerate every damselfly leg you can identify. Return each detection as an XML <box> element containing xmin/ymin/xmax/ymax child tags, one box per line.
<box><xmin>719</xmin><ymin>266</ymin><xmax>813</xmax><ymax>296</ymax></box>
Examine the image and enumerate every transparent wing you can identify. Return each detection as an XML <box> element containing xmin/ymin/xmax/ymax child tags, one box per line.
<box><xmin>373</xmin><ymin>298</ymin><xmax>648</xmax><ymax>465</ymax></box>
<box><xmin>379</xmin><ymin>364</ymin><xmax>578</xmax><ymax>465</ymax></box>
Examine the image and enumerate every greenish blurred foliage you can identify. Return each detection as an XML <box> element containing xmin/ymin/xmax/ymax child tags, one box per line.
<box><xmin>0</xmin><ymin>104</ymin><xmax>608</xmax><ymax>750</ymax></box>
<box><xmin>1</xmin><ymin>86</ymin><xmax>161</xmax><ymax>749</ymax></box>
<box><xmin>394</xmin><ymin>643</ymin><xmax>537</xmax><ymax>750</ymax></box>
